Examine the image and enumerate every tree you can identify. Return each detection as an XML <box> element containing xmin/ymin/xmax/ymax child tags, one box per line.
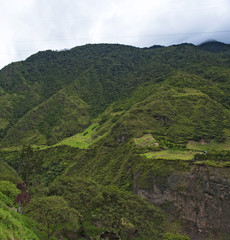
<box><xmin>15</xmin><ymin>193</ymin><xmax>30</xmax><ymax>213</ymax></box>
<box><xmin>19</xmin><ymin>145</ymin><xmax>43</xmax><ymax>187</ymax></box>
<box><xmin>25</xmin><ymin>195</ymin><xmax>80</xmax><ymax>239</ymax></box>
<box><xmin>16</xmin><ymin>182</ymin><xmax>27</xmax><ymax>192</ymax></box>
<box><xmin>0</xmin><ymin>180</ymin><xmax>20</xmax><ymax>206</ymax></box>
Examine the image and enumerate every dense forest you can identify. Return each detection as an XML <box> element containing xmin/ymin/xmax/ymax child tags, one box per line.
<box><xmin>0</xmin><ymin>41</ymin><xmax>230</xmax><ymax>240</ymax></box>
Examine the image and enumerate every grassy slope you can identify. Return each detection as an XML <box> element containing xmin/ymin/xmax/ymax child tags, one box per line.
<box><xmin>55</xmin><ymin>123</ymin><xmax>99</xmax><ymax>148</ymax></box>
<box><xmin>0</xmin><ymin>205</ymin><xmax>40</xmax><ymax>240</ymax></box>
<box><xmin>2</xmin><ymin>88</ymin><xmax>90</xmax><ymax>146</ymax></box>
<box><xmin>187</xmin><ymin>139</ymin><xmax>230</xmax><ymax>151</ymax></box>
<box><xmin>0</xmin><ymin>179</ymin><xmax>44</xmax><ymax>240</ymax></box>
<box><xmin>0</xmin><ymin>161</ymin><xmax>21</xmax><ymax>183</ymax></box>
<box><xmin>142</xmin><ymin>150</ymin><xmax>195</xmax><ymax>161</ymax></box>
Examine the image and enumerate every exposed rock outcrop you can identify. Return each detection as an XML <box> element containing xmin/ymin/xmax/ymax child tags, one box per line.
<box><xmin>134</xmin><ymin>165</ymin><xmax>230</xmax><ymax>240</ymax></box>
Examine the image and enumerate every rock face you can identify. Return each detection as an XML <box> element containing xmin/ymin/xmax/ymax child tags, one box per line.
<box><xmin>134</xmin><ymin>165</ymin><xmax>230</xmax><ymax>240</ymax></box>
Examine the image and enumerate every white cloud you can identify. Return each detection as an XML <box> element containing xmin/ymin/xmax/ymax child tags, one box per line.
<box><xmin>0</xmin><ymin>0</ymin><xmax>230</xmax><ymax>69</ymax></box>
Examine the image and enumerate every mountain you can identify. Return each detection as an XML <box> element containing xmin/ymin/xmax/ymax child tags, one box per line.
<box><xmin>0</xmin><ymin>43</ymin><xmax>230</xmax><ymax>147</ymax></box>
<box><xmin>199</xmin><ymin>40</ymin><xmax>230</xmax><ymax>53</ymax></box>
<box><xmin>0</xmin><ymin>42</ymin><xmax>230</xmax><ymax>240</ymax></box>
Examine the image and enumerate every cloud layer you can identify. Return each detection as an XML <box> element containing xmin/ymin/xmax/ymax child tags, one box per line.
<box><xmin>1</xmin><ymin>0</ymin><xmax>230</xmax><ymax>69</ymax></box>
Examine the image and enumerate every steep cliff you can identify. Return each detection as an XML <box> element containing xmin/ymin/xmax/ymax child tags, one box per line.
<box><xmin>134</xmin><ymin>164</ymin><xmax>230</xmax><ymax>240</ymax></box>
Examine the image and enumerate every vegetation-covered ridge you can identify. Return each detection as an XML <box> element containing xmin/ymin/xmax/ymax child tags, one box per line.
<box><xmin>0</xmin><ymin>41</ymin><xmax>230</xmax><ymax>147</ymax></box>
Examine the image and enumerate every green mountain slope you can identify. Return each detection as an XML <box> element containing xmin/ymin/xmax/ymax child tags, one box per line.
<box><xmin>0</xmin><ymin>42</ymin><xmax>230</xmax><ymax>147</ymax></box>
<box><xmin>0</xmin><ymin>41</ymin><xmax>230</xmax><ymax>239</ymax></box>
<box><xmin>0</xmin><ymin>160</ymin><xmax>21</xmax><ymax>183</ymax></box>
<box><xmin>3</xmin><ymin>88</ymin><xmax>90</xmax><ymax>146</ymax></box>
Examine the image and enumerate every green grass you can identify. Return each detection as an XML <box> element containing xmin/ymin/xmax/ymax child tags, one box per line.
<box><xmin>0</xmin><ymin>161</ymin><xmax>21</xmax><ymax>183</ymax></box>
<box><xmin>0</xmin><ymin>206</ymin><xmax>39</xmax><ymax>240</ymax></box>
<box><xmin>142</xmin><ymin>150</ymin><xmax>195</xmax><ymax>160</ymax></box>
<box><xmin>134</xmin><ymin>134</ymin><xmax>159</xmax><ymax>147</ymax></box>
<box><xmin>194</xmin><ymin>160</ymin><xmax>230</xmax><ymax>168</ymax></box>
<box><xmin>187</xmin><ymin>138</ymin><xmax>230</xmax><ymax>151</ymax></box>
<box><xmin>0</xmin><ymin>181</ymin><xmax>42</xmax><ymax>240</ymax></box>
<box><xmin>55</xmin><ymin>123</ymin><xmax>99</xmax><ymax>149</ymax></box>
<box><xmin>173</xmin><ymin>88</ymin><xmax>205</xmax><ymax>97</ymax></box>
<box><xmin>53</xmin><ymin>106</ymin><xmax>125</xmax><ymax>149</ymax></box>
<box><xmin>32</xmin><ymin>123</ymin><xmax>100</xmax><ymax>150</ymax></box>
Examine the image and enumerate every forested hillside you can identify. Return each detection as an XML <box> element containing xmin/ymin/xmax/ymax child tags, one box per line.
<box><xmin>0</xmin><ymin>41</ymin><xmax>230</xmax><ymax>240</ymax></box>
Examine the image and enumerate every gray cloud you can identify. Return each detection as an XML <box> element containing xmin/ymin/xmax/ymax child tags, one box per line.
<box><xmin>1</xmin><ymin>0</ymin><xmax>230</xmax><ymax>69</ymax></box>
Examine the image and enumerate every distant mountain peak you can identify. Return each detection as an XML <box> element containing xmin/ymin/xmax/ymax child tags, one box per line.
<box><xmin>198</xmin><ymin>40</ymin><xmax>230</xmax><ymax>53</ymax></box>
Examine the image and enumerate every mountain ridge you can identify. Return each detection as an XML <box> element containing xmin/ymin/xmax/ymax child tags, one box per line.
<box><xmin>1</xmin><ymin>41</ymin><xmax>230</xmax><ymax>147</ymax></box>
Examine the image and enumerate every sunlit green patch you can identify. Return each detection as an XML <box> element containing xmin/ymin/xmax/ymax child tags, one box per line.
<box><xmin>134</xmin><ymin>134</ymin><xmax>159</xmax><ymax>147</ymax></box>
<box><xmin>194</xmin><ymin>160</ymin><xmax>230</xmax><ymax>168</ymax></box>
<box><xmin>55</xmin><ymin>123</ymin><xmax>99</xmax><ymax>149</ymax></box>
<box><xmin>142</xmin><ymin>150</ymin><xmax>195</xmax><ymax>160</ymax></box>
<box><xmin>187</xmin><ymin>138</ymin><xmax>230</xmax><ymax>151</ymax></box>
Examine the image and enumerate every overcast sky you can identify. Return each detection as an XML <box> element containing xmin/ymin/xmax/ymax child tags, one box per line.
<box><xmin>1</xmin><ymin>0</ymin><xmax>230</xmax><ymax>69</ymax></box>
